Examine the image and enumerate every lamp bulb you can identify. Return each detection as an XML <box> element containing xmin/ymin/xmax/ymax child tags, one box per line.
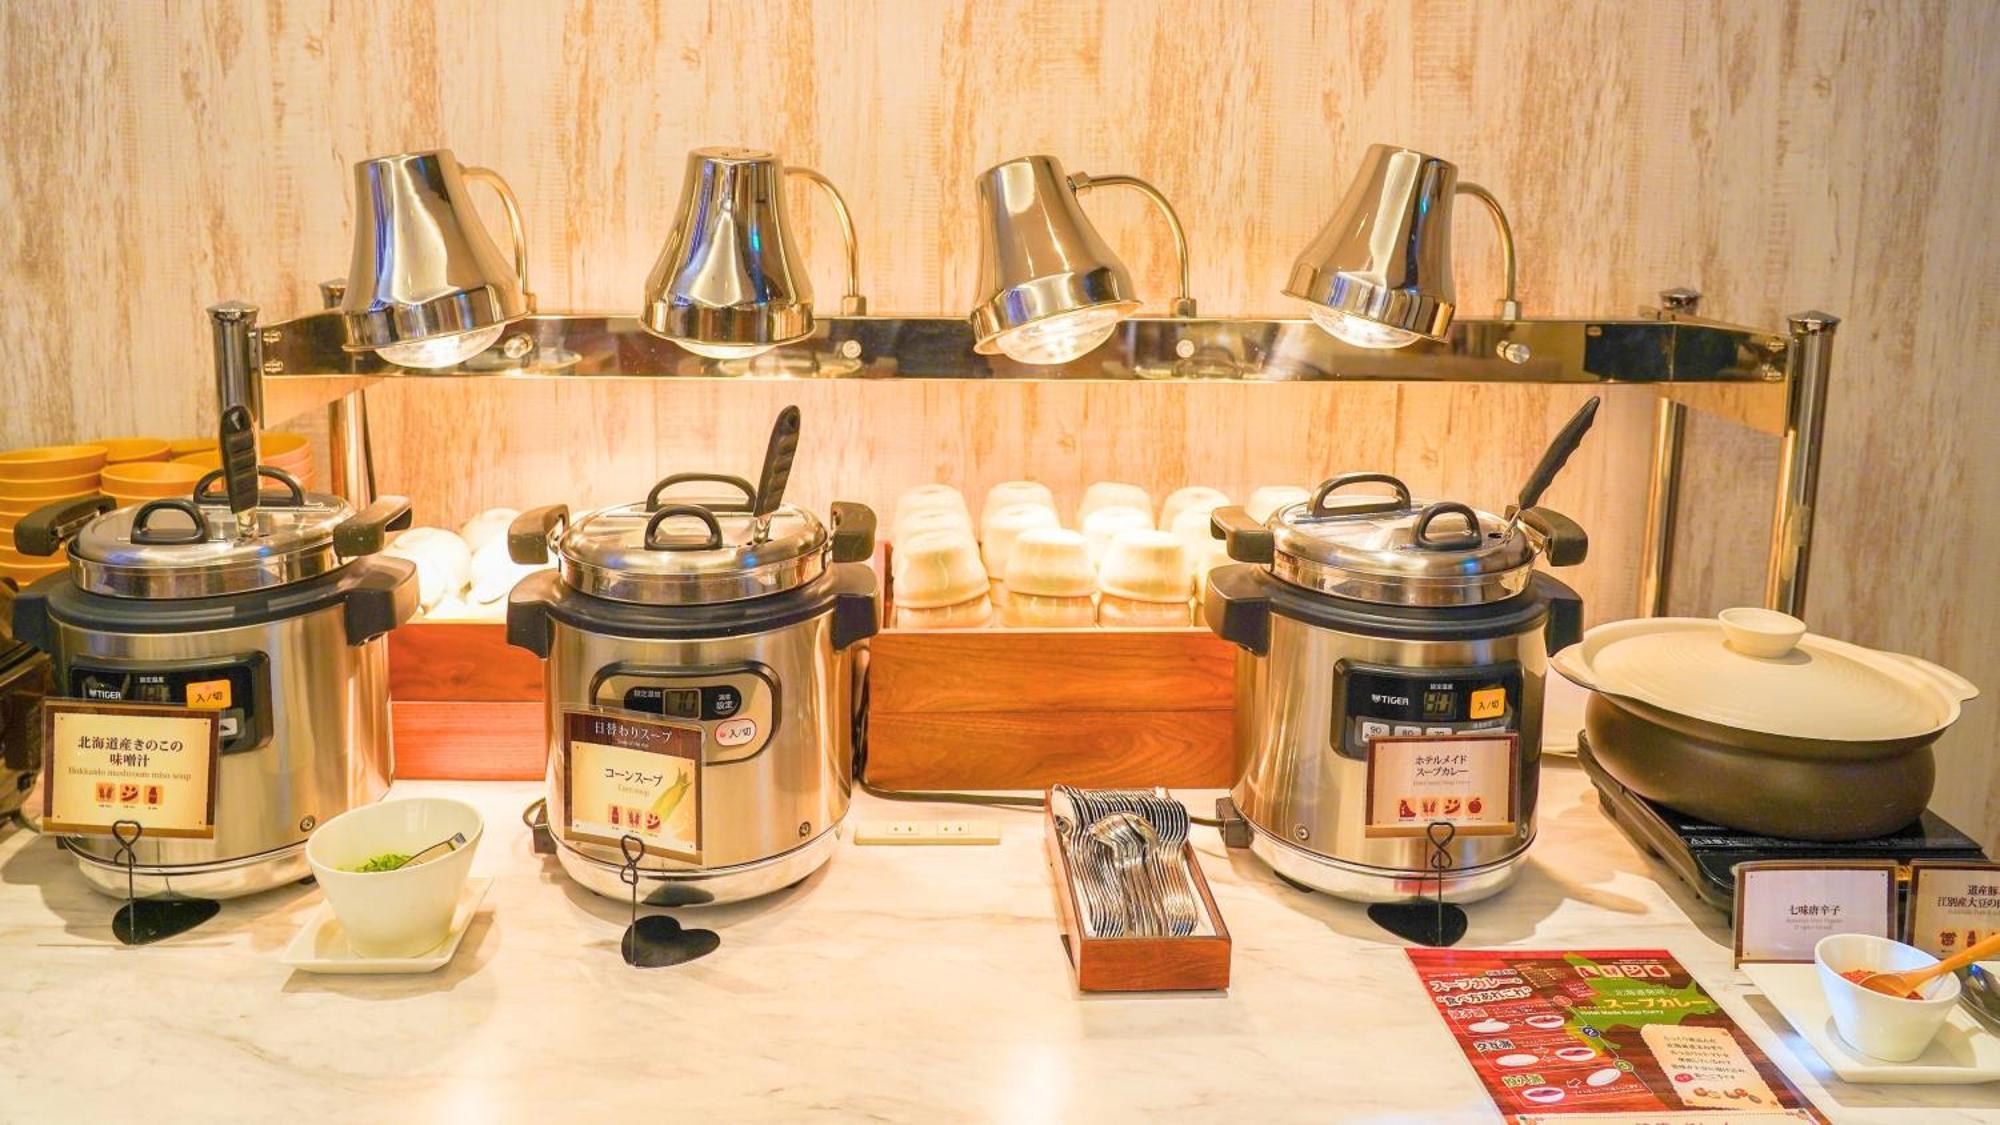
<box><xmin>377</xmin><ymin>325</ymin><xmax>506</xmax><ymax>369</ymax></box>
<box><xmin>992</xmin><ymin>306</ymin><xmax>1126</xmax><ymax>365</ymax></box>
<box><xmin>674</xmin><ymin>339</ymin><xmax>777</xmax><ymax>360</ymax></box>
<box><xmin>1305</xmin><ymin>304</ymin><xmax>1422</xmax><ymax>350</ymax></box>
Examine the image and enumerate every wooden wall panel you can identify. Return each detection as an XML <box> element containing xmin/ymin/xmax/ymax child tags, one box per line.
<box><xmin>1</xmin><ymin>2</ymin><xmax>1995</xmax><ymax>848</ymax></box>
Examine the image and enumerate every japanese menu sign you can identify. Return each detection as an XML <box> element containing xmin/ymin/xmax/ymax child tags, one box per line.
<box><xmin>1408</xmin><ymin>948</ymin><xmax>1822</xmax><ymax>1123</ymax></box>
<box><xmin>1731</xmin><ymin>861</ymin><xmax>1898</xmax><ymax>965</ymax></box>
<box><xmin>561</xmin><ymin>708</ymin><xmax>703</xmax><ymax>863</ymax></box>
<box><xmin>1904</xmin><ymin>861</ymin><xmax>2000</xmax><ymax>959</ymax></box>
<box><xmin>1365</xmin><ymin>734</ymin><xmax>1517</xmax><ymax>838</ymax></box>
<box><xmin>41</xmin><ymin>701</ymin><xmax>219</xmax><ymax>839</ymax></box>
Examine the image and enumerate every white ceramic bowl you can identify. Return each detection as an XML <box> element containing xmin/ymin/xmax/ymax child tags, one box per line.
<box><xmin>1246</xmin><ymin>484</ymin><xmax>1310</xmax><ymax>524</ymax></box>
<box><xmin>1001</xmin><ymin>592</ymin><xmax>1096</xmax><ymax>628</ymax></box>
<box><xmin>979</xmin><ymin>480</ymin><xmax>1056</xmax><ymax>531</ymax></box>
<box><xmin>1077</xmin><ymin>481</ymin><xmax>1153</xmax><ymax>528</ymax></box>
<box><xmin>467</xmin><ymin>536</ymin><xmax>543</xmax><ymax>604</ymax></box>
<box><xmin>384</xmin><ymin>527</ymin><xmax>472</xmax><ymax>609</ymax></box>
<box><xmin>1170</xmin><ymin>506</ymin><xmax>1231</xmax><ymax>586</ymax></box>
<box><xmin>1158</xmin><ymin>486</ymin><xmax>1231</xmax><ymax>535</ymax></box>
<box><xmin>1099</xmin><ymin>595</ymin><xmax>1193</xmax><ymax>628</ymax></box>
<box><xmin>1814</xmin><ymin>933</ymin><xmax>1962</xmax><ymax>1062</ymax></box>
<box><xmin>892</xmin><ymin>530</ymin><xmax>989</xmax><ymax>609</ymax></box>
<box><xmin>980</xmin><ymin>501</ymin><xmax>1060</xmax><ymax>578</ymax></box>
<box><xmin>893</xmin><ymin>484</ymin><xmax>969</xmax><ymax>533</ymax></box>
<box><xmin>1004</xmin><ymin>528</ymin><xmax>1096</xmax><ymax>597</ymax></box>
<box><xmin>305</xmin><ymin>797</ymin><xmax>483</xmax><ymax>958</ymax></box>
<box><xmin>1099</xmin><ymin>529</ymin><xmax>1191</xmax><ymax>602</ymax></box>
<box><xmin>457</xmin><ymin>507</ymin><xmax>520</xmax><ymax>556</ymax></box>
<box><xmin>1082</xmin><ymin>506</ymin><xmax>1153</xmax><ymax>568</ymax></box>
<box><xmin>893</xmin><ymin>503</ymin><xmax>974</xmax><ymax>546</ymax></box>
<box><xmin>893</xmin><ymin>596</ymin><xmax>994</xmax><ymax>630</ymax></box>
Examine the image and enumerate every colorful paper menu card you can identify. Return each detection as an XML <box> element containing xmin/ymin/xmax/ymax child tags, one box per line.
<box><xmin>1407</xmin><ymin>949</ymin><xmax>1822</xmax><ymax>1123</ymax></box>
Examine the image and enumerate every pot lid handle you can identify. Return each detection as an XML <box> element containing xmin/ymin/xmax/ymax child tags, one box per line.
<box><xmin>646</xmin><ymin>473</ymin><xmax>755</xmax><ymax>513</ymax></box>
<box><xmin>644</xmin><ymin>504</ymin><xmax>725</xmax><ymax>552</ymax></box>
<box><xmin>194</xmin><ymin>466</ymin><xmax>306</xmax><ymax>508</ymax></box>
<box><xmin>130</xmin><ymin>499</ymin><xmax>211</xmax><ymax>546</ymax></box>
<box><xmin>1717</xmin><ymin>607</ymin><xmax>1806</xmax><ymax>659</ymax></box>
<box><xmin>13</xmin><ymin>493</ymin><xmax>115</xmax><ymax>557</ymax></box>
<box><xmin>1411</xmin><ymin>502</ymin><xmax>1484</xmax><ymax>551</ymax></box>
<box><xmin>1308</xmin><ymin>473</ymin><xmax>1411</xmax><ymax>518</ymax></box>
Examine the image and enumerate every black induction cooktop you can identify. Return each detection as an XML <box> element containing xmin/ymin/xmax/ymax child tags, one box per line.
<box><xmin>1578</xmin><ymin>734</ymin><xmax>1987</xmax><ymax>911</ymax></box>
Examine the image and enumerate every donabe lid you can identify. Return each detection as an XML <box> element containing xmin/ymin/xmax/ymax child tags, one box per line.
<box><xmin>1268</xmin><ymin>474</ymin><xmax>1535</xmax><ymax>606</ymax></box>
<box><xmin>66</xmin><ymin>475</ymin><xmax>355</xmax><ymax>599</ymax></box>
<box><xmin>1551</xmin><ymin>608</ymin><xmax>1980</xmax><ymax>742</ymax></box>
<box><xmin>553</xmin><ymin>475</ymin><xmax>828</xmax><ymax>605</ymax></box>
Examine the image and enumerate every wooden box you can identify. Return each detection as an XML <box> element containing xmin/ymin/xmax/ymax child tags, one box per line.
<box><xmin>1042</xmin><ymin>797</ymin><xmax>1232</xmax><ymax>992</ymax></box>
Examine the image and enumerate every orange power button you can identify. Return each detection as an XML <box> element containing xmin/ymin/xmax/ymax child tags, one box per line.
<box><xmin>1468</xmin><ymin>687</ymin><xmax>1506</xmax><ymax>720</ymax></box>
<box><xmin>186</xmin><ymin>679</ymin><xmax>232</xmax><ymax>710</ymax></box>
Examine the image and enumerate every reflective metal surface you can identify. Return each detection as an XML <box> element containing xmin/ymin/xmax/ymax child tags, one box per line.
<box><xmin>967</xmin><ymin>155</ymin><xmax>1141</xmax><ymax>352</ymax></box>
<box><xmin>539</xmin><ymin>611</ymin><xmax>858</xmax><ymax>901</ymax></box>
<box><xmin>642</xmin><ymin>148</ymin><xmax>856</xmax><ymax>353</ymax></box>
<box><xmin>1285</xmin><ymin>144</ymin><xmax>1461</xmax><ymax>342</ymax></box>
<box><xmin>209</xmin><ymin>302</ymin><xmax>265</xmax><ymax>426</ymax></box>
<box><xmin>1228</xmin><ymin>614</ymin><xmax>1546</xmax><ymax>903</ymax></box>
<box><xmin>550</xmin><ymin>821</ymin><xmax>843</xmax><ymax>905</ymax></box>
<box><xmin>1265</xmin><ymin>479</ymin><xmax>1535</xmax><ymax>607</ymax></box>
<box><xmin>51</xmin><ymin>605</ymin><xmax>395</xmax><ymax>900</ymax></box>
<box><xmin>1767</xmin><ymin>311</ymin><xmax>1838</xmax><ymax>616</ymax></box>
<box><xmin>339</xmin><ymin>150</ymin><xmax>532</xmax><ymax>353</ymax></box>
<box><xmin>553</xmin><ymin>500</ymin><xmax>828</xmax><ymax>606</ymax></box>
<box><xmin>260</xmin><ymin>310</ymin><xmax>1794</xmax><ymax>386</ymax></box>
<box><xmin>66</xmin><ymin>489</ymin><xmax>355</xmax><ymax>599</ymax></box>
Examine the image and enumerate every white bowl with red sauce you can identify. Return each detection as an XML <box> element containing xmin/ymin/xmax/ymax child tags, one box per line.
<box><xmin>1815</xmin><ymin>933</ymin><xmax>1962</xmax><ymax>1062</ymax></box>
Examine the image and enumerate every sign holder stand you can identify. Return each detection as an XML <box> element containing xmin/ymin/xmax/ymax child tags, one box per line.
<box><xmin>1367</xmin><ymin>821</ymin><xmax>1469</xmax><ymax>948</ymax></box>
<box><xmin>615</xmin><ymin>832</ymin><xmax>719</xmax><ymax>968</ymax></box>
<box><xmin>107</xmin><ymin>818</ymin><xmax>219</xmax><ymax>946</ymax></box>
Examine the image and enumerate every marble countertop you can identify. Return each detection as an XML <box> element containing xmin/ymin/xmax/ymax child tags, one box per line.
<box><xmin>3</xmin><ymin>761</ymin><xmax>1998</xmax><ymax>1123</ymax></box>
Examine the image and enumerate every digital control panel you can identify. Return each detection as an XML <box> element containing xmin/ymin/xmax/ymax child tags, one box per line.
<box><xmin>1332</xmin><ymin>661</ymin><xmax>1522</xmax><ymax>760</ymax></box>
<box><xmin>591</xmin><ymin>663</ymin><xmax>776</xmax><ymax>764</ymax></box>
<box><xmin>66</xmin><ymin>653</ymin><xmax>272</xmax><ymax>755</ymax></box>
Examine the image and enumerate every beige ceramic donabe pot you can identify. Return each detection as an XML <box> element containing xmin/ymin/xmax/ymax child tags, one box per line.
<box><xmin>1553</xmin><ymin>608</ymin><xmax>1977</xmax><ymax>840</ymax></box>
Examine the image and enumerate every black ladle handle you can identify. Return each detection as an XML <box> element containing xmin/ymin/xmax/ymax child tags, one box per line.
<box><xmin>218</xmin><ymin>405</ymin><xmax>261</xmax><ymax>532</ymax></box>
<box><xmin>753</xmin><ymin>405</ymin><xmax>802</xmax><ymax>524</ymax></box>
<box><xmin>1515</xmin><ymin>396</ymin><xmax>1600</xmax><ymax>514</ymax></box>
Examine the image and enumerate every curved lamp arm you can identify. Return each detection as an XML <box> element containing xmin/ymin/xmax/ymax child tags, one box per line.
<box><xmin>1453</xmin><ymin>181</ymin><xmax>1518</xmax><ymax>320</ymax></box>
<box><xmin>785</xmin><ymin>167</ymin><xmax>867</xmax><ymax>315</ymax></box>
<box><xmin>1070</xmin><ymin>172</ymin><xmax>1197</xmax><ymax>316</ymax></box>
<box><xmin>462</xmin><ymin>166</ymin><xmax>534</xmax><ymax>310</ymax></box>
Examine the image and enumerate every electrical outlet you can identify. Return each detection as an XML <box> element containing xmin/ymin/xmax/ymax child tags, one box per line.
<box><xmin>853</xmin><ymin>819</ymin><xmax>1002</xmax><ymax>846</ymax></box>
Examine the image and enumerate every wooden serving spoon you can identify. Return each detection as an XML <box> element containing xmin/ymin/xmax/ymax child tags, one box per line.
<box><xmin>1858</xmin><ymin>932</ymin><xmax>2000</xmax><ymax>997</ymax></box>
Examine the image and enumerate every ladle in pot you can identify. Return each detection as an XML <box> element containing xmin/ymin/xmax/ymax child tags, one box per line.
<box><xmin>1502</xmin><ymin>395</ymin><xmax>1599</xmax><ymax>540</ymax></box>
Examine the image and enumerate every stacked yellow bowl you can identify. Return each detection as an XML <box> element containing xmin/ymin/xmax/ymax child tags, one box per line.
<box><xmin>101</xmin><ymin>460</ymin><xmax>209</xmax><ymax>510</ymax></box>
<box><xmin>0</xmin><ymin>444</ymin><xmax>108</xmax><ymax>586</ymax></box>
<box><xmin>169</xmin><ymin>431</ymin><xmax>313</xmax><ymax>487</ymax></box>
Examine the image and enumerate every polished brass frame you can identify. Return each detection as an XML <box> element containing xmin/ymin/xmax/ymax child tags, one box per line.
<box><xmin>238</xmin><ymin>297</ymin><xmax>1830</xmax><ymax>619</ymax></box>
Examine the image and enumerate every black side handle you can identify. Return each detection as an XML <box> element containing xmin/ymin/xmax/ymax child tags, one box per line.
<box><xmin>646</xmin><ymin>473</ymin><xmax>756</xmax><ymax>513</ymax></box>
<box><xmin>1521</xmin><ymin>507</ymin><xmax>1589</xmax><ymax>567</ymax></box>
<box><xmin>342</xmin><ymin>555</ymin><xmax>419</xmax><ymax>646</ymax></box>
<box><xmin>505</xmin><ymin>569</ymin><xmax>560</xmax><ymax>659</ymax></box>
<box><xmin>332</xmin><ymin>496</ymin><xmax>414</xmax><ymax>557</ymax></box>
<box><xmin>1538</xmin><ymin>572</ymin><xmax>1585</xmax><ymax>656</ymax></box>
<box><xmin>129</xmin><ymin>499</ymin><xmax>211</xmax><ymax>546</ymax></box>
<box><xmin>830</xmin><ymin>562</ymin><xmax>880</xmax><ymax>651</ymax></box>
<box><xmin>1412</xmin><ymin>502</ymin><xmax>1483</xmax><ymax>551</ymax></box>
<box><xmin>1309</xmin><ymin>472</ymin><xmax>1412</xmax><ymax>517</ymax></box>
<box><xmin>1211</xmin><ymin>505</ymin><xmax>1274</xmax><ymax>565</ymax></box>
<box><xmin>1202</xmin><ymin>563</ymin><xmax>1272</xmax><ymax>656</ymax></box>
<box><xmin>194</xmin><ymin>466</ymin><xmax>305</xmax><ymax>507</ymax></box>
<box><xmin>508</xmin><ymin>505</ymin><xmax>568</xmax><ymax>565</ymax></box>
<box><xmin>829</xmin><ymin>501</ymin><xmax>877</xmax><ymax>563</ymax></box>
<box><xmin>644</xmin><ymin>504</ymin><xmax>724</xmax><ymax>551</ymax></box>
<box><xmin>10</xmin><ymin>577</ymin><xmax>54</xmax><ymax>653</ymax></box>
<box><xmin>14</xmin><ymin>494</ymin><xmax>115</xmax><ymax>557</ymax></box>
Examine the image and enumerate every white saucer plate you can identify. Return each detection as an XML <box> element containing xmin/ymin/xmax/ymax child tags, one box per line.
<box><xmin>281</xmin><ymin>877</ymin><xmax>491</xmax><ymax>975</ymax></box>
<box><xmin>1743</xmin><ymin>961</ymin><xmax>2000</xmax><ymax>1084</ymax></box>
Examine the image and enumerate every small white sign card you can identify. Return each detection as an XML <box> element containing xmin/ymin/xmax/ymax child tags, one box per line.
<box><xmin>1905</xmin><ymin>861</ymin><xmax>2000</xmax><ymax>960</ymax></box>
<box><xmin>1733</xmin><ymin>860</ymin><xmax>1898</xmax><ymax>965</ymax></box>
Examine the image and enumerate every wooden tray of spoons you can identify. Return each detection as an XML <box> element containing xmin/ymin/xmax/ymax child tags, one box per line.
<box><xmin>1042</xmin><ymin>791</ymin><xmax>1231</xmax><ymax>993</ymax></box>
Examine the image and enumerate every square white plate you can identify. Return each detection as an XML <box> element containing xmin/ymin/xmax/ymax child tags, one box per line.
<box><xmin>281</xmin><ymin>877</ymin><xmax>491</xmax><ymax>975</ymax></box>
<box><xmin>1743</xmin><ymin>961</ymin><xmax>2000</xmax><ymax>1084</ymax></box>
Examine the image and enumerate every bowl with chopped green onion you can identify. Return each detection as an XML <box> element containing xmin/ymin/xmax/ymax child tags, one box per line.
<box><xmin>305</xmin><ymin>797</ymin><xmax>484</xmax><ymax>958</ymax></box>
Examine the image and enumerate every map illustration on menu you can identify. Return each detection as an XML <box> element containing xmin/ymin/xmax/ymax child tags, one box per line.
<box><xmin>1408</xmin><ymin>948</ymin><xmax>1822</xmax><ymax>1123</ymax></box>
